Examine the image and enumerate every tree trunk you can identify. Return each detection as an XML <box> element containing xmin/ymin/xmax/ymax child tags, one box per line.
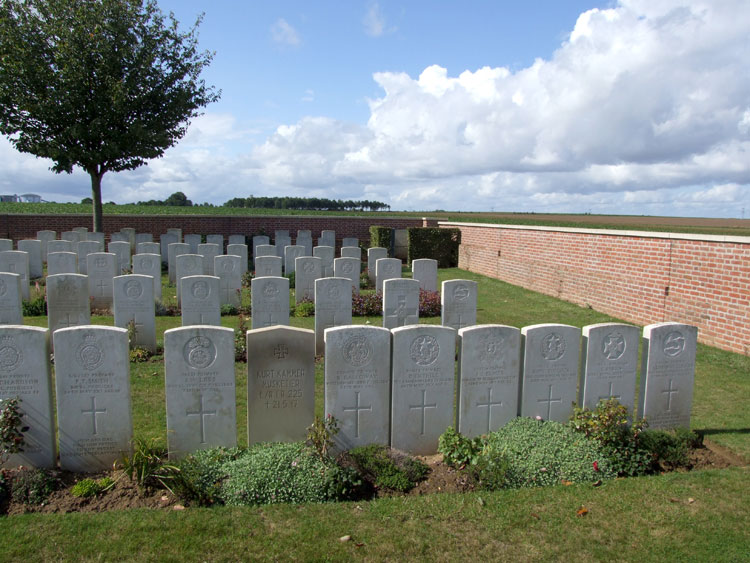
<box><xmin>89</xmin><ymin>169</ymin><xmax>105</xmax><ymax>233</ymax></box>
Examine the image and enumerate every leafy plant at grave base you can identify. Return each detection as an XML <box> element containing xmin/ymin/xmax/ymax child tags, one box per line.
<box><xmin>171</xmin><ymin>447</ymin><xmax>243</xmax><ymax>506</ymax></box>
<box><xmin>419</xmin><ymin>289</ymin><xmax>441</xmax><ymax>317</ymax></box>
<box><xmin>129</xmin><ymin>347</ymin><xmax>153</xmax><ymax>363</ymax></box>
<box><xmin>220</xmin><ymin>303</ymin><xmax>238</xmax><ymax>316</ymax></box>
<box><xmin>234</xmin><ymin>315</ymin><xmax>249</xmax><ymax>362</ymax></box>
<box><xmin>569</xmin><ymin>399</ymin><xmax>652</xmax><ymax>476</ymax></box>
<box><xmin>438</xmin><ymin>427</ymin><xmax>484</xmax><ymax>469</ymax></box>
<box><xmin>10</xmin><ymin>468</ymin><xmax>60</xmax><ymax>505</ymax></box>
<box><xmin>118</xmin><ymin>437</ymin><xmax>179</xmax><ymax>491</ymax></box>
<box><xmin>352</xmin><ymin>291</ymin><xmax>383</xmax><ymax>316</ymax></box>
<box><xmin>154</xmin><ymin>300</ymin><xmax>180</xmax><ymax>316</ymax></box>
<box><xmin>219</xmin><ymin>442</ymin><xmax>364</xmax><ymax>506</ymax></box>
<box><xmin>360</xmin><ymin>269</ymin><xmax>372</xmax><ymax>289</ymax></box>
<box><xmin>284</xmin><ymin>271</ymin><xmax>295</xmax><ymax>289</ymax></box>
<box><xmin>639</xmin><ymin>427</ymin><xmax>703</xmax><ymax>470</ymax></box>
<box><xmin>71</xmin><ymin>477</ymin><xmax>115</xmax><ymax>498</ymax></box>
<box><xmin>126</xmin><ymin>319</ymin><xmax>137</xmax><ymax>349</ymax></box>
<box><xmin>348</xmin><ymin>444</ymin><xmax>429</xmax><ymax>493</ymax></box>
<box><xmin>21</xmin><ymin>295</ymin><xmax>47</xmax><ymax>316</ymax></box>
<box><xmin>306</xmin><ymin>414</ymin><xmax>340</xmax><ymax>459</ymax></box>
<box><xmin>294</xmin><ymin>299</ymin><xmax>315</xmax><ymax>318</ymax></box>
<box><xmin>478</xmin><ymin>417</ymin><xmax>616</xmax><ymax>489</ymax></box>
<box><xmin>0</xmin><ymin>397</ymin><xmax>28</xmax><ymax>465</ymax></box>
<box><xmin>241</xmin><ymin>271</ymin><xmax>254</xmax><ymax>288</ymax></box>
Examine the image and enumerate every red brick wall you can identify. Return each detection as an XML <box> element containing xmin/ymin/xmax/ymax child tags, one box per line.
<box><xmin>442</xmin><ymin>222</ymin><xmax>750</xmax><ymax>356</ymax></box>
<box><xmin>0</xmin><ymin>213</ymin><xmax>424</xmax><ymax>249</ymax></box>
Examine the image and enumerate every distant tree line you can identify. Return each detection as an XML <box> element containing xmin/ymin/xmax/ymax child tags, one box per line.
<box><xmin>224</xmin><ymin>196</ymin><xmax>390</xmax><ymax>211</ymax></box>
<box><xmin>136</xmin><ymin>191</ymin><xmax>193</xmax><ymax>206</ymax></box>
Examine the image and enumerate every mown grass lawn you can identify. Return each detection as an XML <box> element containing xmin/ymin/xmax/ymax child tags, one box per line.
<box><xmin>7</xmin><ymin>267</ymin><xmax>750</xmax><ymax>561</ymax></box>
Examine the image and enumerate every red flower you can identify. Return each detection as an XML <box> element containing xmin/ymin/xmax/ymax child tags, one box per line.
<box><xmin>593</xmin><ymin>460</ymin><xmax>599</xmax><ymax>472</ymax></box>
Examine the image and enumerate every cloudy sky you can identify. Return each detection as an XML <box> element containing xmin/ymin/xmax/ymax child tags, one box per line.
<box><xmin>1</xmin><ymin>0</ymin><xmax>749</xmax><ymax>217</ymax></box>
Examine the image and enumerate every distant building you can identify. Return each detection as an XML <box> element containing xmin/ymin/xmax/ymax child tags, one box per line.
<box><xmin>0</xmin><ymin>193</ymin><xmax>45</xmax><ymax>203</ymax></box>
<box><xmin>0</xmin><ymin>195</ymin><xmax>18</xmax><ymax>202</ymax></box>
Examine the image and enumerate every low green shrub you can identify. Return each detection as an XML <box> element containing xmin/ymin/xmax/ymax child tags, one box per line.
<box><xmin>172</xmin><ymin>447</ymin><xmax>243</xmax><ymax>506</ymax></box>
<box><xmin>640</xmin><ymin>427</ymin><xmax>702</xmax><ymax>469</ymax></box>
<box><xmin>71</xmin><ymin>477</ymin><xmax>115</xmax><ymax>498</ymax></box>
<box><xmin>437</xmin><ymin>427</ymin><xmax>509</xmax><ymax>490</ymax></box>
<box><xmin>306</xmin><ymin>414</ymin><xmax>339</xmax><ymax>458</ymax></box>
<box><xmin>481</xmin><ymin>417</ymin><xmax>616</xmax><ymax>488</ymax></box>
<box><xmin>348</xmin><ymin>444</ymin><xmax>429</xmax><ymax>493</ymax></box>
<box><xmin>0</xmin><ymin>397</ymin><xmax>28</xmax><ymax>465</ymax></box>
<box><xmin>154</xmin><ymin>300</ymin><xmax>180</xmax><ymax>316</ymax></box>
<box><xmin>129</xmin><ymin>347</ymin><xmax>153</xmax><ymax>363</ymax></box>
<box><xmin>438</xmin><ymin>427</ymin><xmax>483</xmax><ymax>468</ymax></box>
<box><xmin>21</xmin><ymin>295</ymin><xmax>47</xmax><ymax>316</ymax></box>
<box><xmin>220</xmin><ymin>303</ymin><xmax>239</xmax><ymax>316</ymax></box>
<box><xmin>10</xmin><ymin>468</ymin><xmax>60</xmax><ymax>505</ymax></box>
<box><xmin>294</xmin><ymin>299</ymin><xmax>315</xmax><ymax>317</ymax></box>
<box><xmin>119</xmin><ymin>437</ymin><xmax>179</xmax><ymax>491</ymax></box>
<box><xmin>234</xmin><ymin>315</ymin><xmax>249</xmax><ymax>362</ymax></box>
<box><xmin>285</xmin><ymin>271</ymin><xmax>295</xmax><ymax>289</ymax></box>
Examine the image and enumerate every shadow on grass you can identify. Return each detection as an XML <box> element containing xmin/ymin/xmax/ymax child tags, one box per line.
<box><xmin>699</xmin><ymin>428</ymin><xmax>750</xmax><ymax>435</ymax></box>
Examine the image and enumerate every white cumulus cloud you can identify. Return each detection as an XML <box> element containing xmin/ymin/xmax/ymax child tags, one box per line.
<box><xmin>271</xmin><ymin>18</ymin><xmax>300</xmax><ymax>46</ymax></box>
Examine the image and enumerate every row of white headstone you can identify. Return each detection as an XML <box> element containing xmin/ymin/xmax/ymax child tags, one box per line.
<box><xmin>0</xmin><ymin>321</ymin><xmax>696</xmax><ymax>472</ymax></box>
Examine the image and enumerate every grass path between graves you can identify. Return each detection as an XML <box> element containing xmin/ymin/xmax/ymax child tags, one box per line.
<box><xmin>12</xmin><ymin>267</ymin><xmax>750</xmax><ymax>561</ymax></box>
<box><xmin>1</xmin><ymin>468</ymin><xmax>748</xmax><ymax>561</ymax></box>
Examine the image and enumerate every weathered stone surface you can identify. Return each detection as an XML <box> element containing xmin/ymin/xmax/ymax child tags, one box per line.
<box><xmin>318</xmin><ymin>230</ymin><xmax>335</xmax><ymax>248</ymax></box>
<box><xmin>164</xmin><ymin>326</ymin><xmax>236</xmax><ymax>458</ymax></box>
<box><xmin>226</xmin><ymin>243</ymin><xmax>248</xmax><ymax>276</ymax></box>
<box><xmin>0</xmin><ymin>273</ymin><xmax>23</xmax><ymax>324</ymax></box>
<box><xmin>113</xmin><ymin>275</ymin><xmax>156</xmax><ymax>352</ymax></box>
<box><xmin>215</xmin><ymin>255</ymin><xmax>242</xmax><ymax>308</ymax></box>
<box><xmin>383</xmin><ymin>279</ymin><xmax>420</xmax><ymax>329</ymax></box>
<box><xmin>18</xmin><ymin>240</ymin><xmax>43</xmax><ymax>279</ymax></box>
<box><xmin>253</xmin><ymin>256</ymin><xmax>282</xmax><ymax>277</ymax></box>
<box><xmin>520</xmin><ymin>324</ymin><xmax>580</xmax><ymax>423</ymax></box>
<box><xmin>313</xmin><ymin>245</ymin><xmax>335</xmax><ymax>277</ymax></box>
<box><xmin>36</xmin><ymin>230</ymin><xmax>56</xmax><ymax>262</ymax></box>
<box><xmin>160</xmin><ymin>233</ymin><xmax>178</xmax><ymax>265</ymax></box>
<box><xmin>340</xmin><ymin>246</ymin><xmax>361</xmax><ymax>260</ymax></box>
<box><xmin>47</xmin><ymin>240</ymin><xmax>73</xmax><ymax>255</ymax></box>
<box><xmin>136</xmin><ymin>242</ymin><xmax>160</xmax><ymax>255</ymax></box>
<box><xmin>228</xmin><ymin>235</ymin><xmax>246</xmax><ymax>245</ymax></box>
<box><xmin>247</xmin><ymin>326</ymin><xmax>315</xmax><ymax>444</ymax></box>
<box><xmin>441</xmin><ymin>279</ymin><xmax>478</xmax><ymax>331</ymax></box>
<box><xmin>250</xmin><ymin>276</ymin><xmax>289</xmax><ymax>329</ymax></box>
<box><xmin>76</xmin><ymin>240</ymin><xmax>103</xmax><ymax>275</ymax></box>
<box><xmin>342</xmin><ymin>237</ymin><xmax>358</xmax><ymax>249</ymax></box>
<box><xmin>206</xmin><ymin>234</ymin><xmax>223</xmax><ymax>249</ymax></box>
<box><xmin>638</xmin><ymin>323</ymin><xmax>697</xmax><ymax>429</ymax></box>
<box><xmin>181</xmin><ymin>275</ymin><xmax>221</xmax><ymax>326</ymax></box>
<box><xmin>87</xmin><ymin>253</ymin><xmax>116</xmax><ymax>310</ymax></box>
<box><xmin>47</xmin><ymin>252</ymin><xmax>78</xmax><ymax>275</ymax></box>
<box><xmin>324</xmin><ymin>325</ymin><xmax>391</xmax><ymax>449</ymax></box>
<box><xmin>0</xmin><ymin>251</ymin><xmax>29</xmax><ymax>300</ymax></box>
<box><xmin>47</xmin><ymin>274</ymin><xmax>91</xmax><ymax>338</ymax></box>
<box><xmin>197</xmin><ymin>243</ymin><xmax>221</xmax><ymax>276</ymax></box>
<box><xmin>107</xmin><ymin>241</ymin><xmax>131</xmax><ymax>275</ymax></box>
<box><xmin>0</xmin><ymin>326</ymin><xmax>55</xmax><ymax>468</ymax></box>
<box><xmin>252</xmin><ymin>236</ymin><xmax>270</xmax><ymax>264</ymax></box>
<box><xmin>167</xmin><ymin>242</ymin><xmax>190</xmax><ymax>284</ymax></box>
<box><xmin>457</xmin><ymin>325</ymin><xmax>521</xmax><ymax>437</ymax></box>
<box><xmin>375</xmin><ymin>258</ymin><xmax>401</xmax><ymax>293</ymax></box>
<box><xmin>183</xmin><ymin>234</ymin><xmax>201</xmax><ymax>254</ymax></box>
<box><xmin>275</xmin><ymin>234</ymin><xmax>291</xmax><ymax>258</ymax></box>
<box><xmin>54</xmin><ymin>326</ymin><xmax>132</xmax><ymax>472</ymax></box>
<box><xmin>314</xmin><ymin>277</ymin><xmax>352</xmax><ymax>355</ymax></box>
<box><xmin>294</xmin><ymin>256</ymin><xmax>322</xmax><ymax>303</ymax></box>
<box><xmin>132</xmin><ymin>253</ymin><xmax>162</xmax><ymax>301</ymax></box>
<box><xmin>61</xmin><ymin>231</ymin><xmax>81</xmax><ymax>243</ymax></box>
<box><xmin>391</xmin><ymin>325</ymin><xmax>456</xmax><ymax>455</ymax></box>
<box><xmin>367</xmin><ymin>247</ymin><xmax>387</xmax><ymax>285</ymax></box>
<box><xmin>166</xmin><ymin>228</ymin><xmax>182</xmax><ymax>242</ymax></box>
<box><xmin>334</xmin><ymin>257</ymin><xmax>360</xmax><ymax>296</ymax></box>
<box><xmin>175</xmin><ymin>253</ymin><xmax>204</xmax><ymax>305</ymax></box>
<box><xmin>284</xmin><ymin>245</ymin><xmax>304</xmax><ymax>275</ymax></box>
<box><xmin>412</xmin><ymin>259</ymin><xmax>438</xmax><ymax>293</ymax></box>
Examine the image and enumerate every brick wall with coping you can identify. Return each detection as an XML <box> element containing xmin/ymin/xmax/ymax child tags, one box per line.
<box><xmin>439</xmin><ymin>221</ymin><xmax>750</xmax><ymax>356</ymax></box>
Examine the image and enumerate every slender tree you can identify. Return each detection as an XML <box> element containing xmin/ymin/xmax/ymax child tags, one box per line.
<box><xmin>0</xmin><ymin>0</ymin><xmax>219</xmax><ymax>231</ymax></box>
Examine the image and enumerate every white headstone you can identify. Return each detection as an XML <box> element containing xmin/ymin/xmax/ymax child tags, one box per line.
<box><xmin>340</xmin><ymin>246</ymin><xmax>360</xmax><ymax>261</ymax></box>
<box><xmin>135</xmin><ymin>233</ymin><xmax>153</xmax><ymax>245</ymax></box>
<box><xmin>36</xmin><ymin>230</ymin><xmax>56</xmax><ymax>262</ymax></box>
<box><xmin>412</xmin><ymin>259</ymin><xmax>438</xmax><ymax>293</ymax></box>
<box><xmin>274</xmin><ymin>229</ymin><xmax>289</xmax><ymax>239</ymax></box>
<box><xmin>0</xmin><ymin>240</ymin><xmax>11</xmax><ymax>252</ymax></box>
<box><xmin>313</xmin><ymin>245</ymin><xmax>335</xmax><ymax>277</ymax></box>
<box><xmin>376</xmin><ymin>258</ymin><xmax>401</xmax><ymax>293</ymax></box>
<box><xmin>48</xmin><ymin>252</ymin><xmax>78</xmax><ymax>275</ymax></box>
<box><xmin>109</xmin><ymin>232</ymin><xmax>128</xmax><ymax>244</ymax></box>
<box><xmin>391</xmin><ymin>325</ymin><xmax>457</xmax><ymax>455</ymax></box>
<box><xmin>215</xmin><ymin>255</ymin><xmax>242</xmax><ymax>307</ymax></box>
<box><xmin>228</xmin><ymin>234</ymin><xmax>245</xmax><ymax>246</ymax></box>
<box><xmin>0</xmin><ymin>326</ymin><xmax>55</xmax><ymax>468</ymax></box>
<box><xmin>294</xmin><ymin>256</ymin><xmax>322</xmax><ymax>304</ymax></box>
<box><xmin>132</xmin><ymin>253</ymin><xmax>162</xmax><ymax>302</ymax></box>
<box><xmin>108</xmin><ymin>241</ymin><xmax>131</xmax><ymax>274</ymax></box>
<box><xmin>136</xmin><ymin>241</ymin><xmax>160</xmax><ymax>255</ymax></box>
<box><xmin>166</xmin><ymin>228</ymin><xmax>182</xmax><ymax>242</ymax></box>
<box><xmin>334</xmin><ymin>257</ymin><xmax>360</xmax><ymax>296</ymax></box>
<box><xmin>120</xmin><ymin>227</ymin><xmax>136</xmax><ymax>252</ymax></box>
<box><xmin>324</xmin><ymin>325</ymin><xmax>391</xmax><ymax>449</ymax></box>
<box><xmin>252</xmin><ymin>235</ymin><xmax>270</xmax><ymax>264</ymax></box>
<box><xmin>441</xmin><ymin>279</ymin><xmax>478</xmax><ymax>331</ymax></box>
<box><xmin>88</xmin><ymin>232</ymin><xmax>105</xmax><ymax>247</ymax></box>
<box><xmin>164</xmin><ymin>326</ymin><xmax>237</xmax><ymax>458</ymax></box>
<box><xmin>181</xmin><ymin>275</ymin><xmax>221</xmax><ymax>326</ymax></box>
<box><xmin>255</xmin><ymin>244</ymin><xmax>276</xmax><ymax>259</ymax></box>
<box><xmin>250</xmin><ymin>276</ymin><xmax>289</xmax><ymax>329</ymax></box>
<box><xmin>247</xmin><ymin>326</ymin><xmax>315</xmax><ymax>444</ymax></box>
<box><xmin>284</xmin><ymin>245</ymin><xmax>304</xmax><ymax>275</ymax></box>
<box><xmin>367</xmin><ymin>247</ymin><xmax>388</xmax><ymax>285</ymax></box>
<box><xmin>275</xmin><ymin>234</ymin><xmax>291</xmax><ymax>258</ymax></box>
<box><xmin>184</xmin><ymin>234</ymin><xmax>201</xmax><ymax>254</ymax></box>
<box><xmin>520</xmin><ymin>324</ymin><xmax>581</xmax><ymax>423</ymax></box>
<box><xmin>0</xmin><ymin>251</ymin><xmax>29</xmax><ymax>300</ymax></box>
<box><xmin>296</xmin><ymin>232</ymin><xmax>313</xmax><ymax>256</ymax></box>
<box><xmin>226</xmin><ymin>243</ymin><xmax>248</xmax><ymax>276</ymax></box>
<box><xmin>87</xmin><ymin>253</ymin><xmax>116</xmax><ymax>310</ymax></box>
<box><xmin>318</xmin><ymin>230</ymin><xmax>335</xmax><ymax>248</ymax></box>
<box><xmin>254</xmin><ymin>255</ymin><xmax>282</xmax><ymax>278</ymax></box>
<box><xmin>342</xmin><ymin>237</ymin><xmax>358</xmax><ymax>248</ymax></box>
<box><xmin>383</xmin><ymin>278</ymin><xmax>420</xmax><ymax>329</ymax></box>
<box><xmin>198</xmin><ymin>243</ymin><xmax>221</xmax><ymax>276</ymax></box>
<box><xmin>76</xmin><ymin>240</ymin><xmax>103</xmax><ymax>275</ymax></box>
<box><xmin>18</xmin><ymin>239</ymin><xmax>43</xmax><ymax>279</ymax></box>
<box><xmin>206</xmin><ymin>234</ymin><xmax>223</xmax><ymax>249</ymax></box>
<box><xmin>47</xmin><ymin>239</ymin><xmax>73</xmax><ymax>255</ymax></box>
<box><xmin>113</xmin><ymin>274</ymin><xmax>156</xmax><ymax>352</ymax></box>
<box><xmin>47</xmin><ymin>274</ymin><xmax>91</xmax><ymax>336</ymax></box>
<box><xmin>0</xmin><ymin>273</ymin><xmax>23</xmax><ymax>324</ymax></box>
<box><xmin>457</xmin><ymin>325</ymin><xmax>521</xmax><ymax>437</ymax></box>
<box><xmin>175</xmin><ymin>253</ymin><xmax>204</xmax><ymax>304</ymax></box>
<box><xmin>168</xmin><ymin>242</ymin><xmax>190</xmax><ymax>284</ymax></box>
<box><xmin>580</xmin><ymin>323</ymin><xmax>639</xmax><ymax>414</ymax></box>
<box><xmin>638</xmin><ymin>323</ymin><xmax>698</xmax><ymax>429</ymax></box>
<box><xmin>54</xmin><ymin>326</ymin><xmax>132</xmax><ymax>472</ymax></box>
<box><xmin>61</xmin><ymin>231</ymin><xmax>81</xmax><ymax>243</ymax></box>
<box><xmin>160</xmin><ymin>233</ymin><xmax>178</xmax><ymax>265</ymax></box>
<box><xmin>73</xmin><ymin>226</ymin><xmax>89</xmax><ymax>236</ymax></box>
<box><xmin>314</xmin><ymin>277</ymin><xmax>352</xmax><ymax>355</ymax></box>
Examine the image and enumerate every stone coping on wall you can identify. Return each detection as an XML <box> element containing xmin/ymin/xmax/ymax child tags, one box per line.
<box><xmin>437</xmin><ymin>221</ymin><xmax>750</xmax><ymax>245</ymax></box>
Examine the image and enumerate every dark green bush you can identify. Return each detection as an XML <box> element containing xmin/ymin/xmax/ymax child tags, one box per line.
<box><xmin>10</xmin><ymin>468</ymin><xmax>60</xmax><ymax>505</ymax></box>
<box><xmin>437</xmin><ymin>427</ymin><xmax>509</xmax><ymax>490</ymax></box>
<box><xmin>369</xmin><ymin>226</ymin><xmax>392</xmax><ymax>250</ymax></box>
<box><xmin>480</xmin><ymin>417</ymin><xmax>616</xmax><ymax>488</ymax></box>
<box><xmin>438</xmin><ymin>427</ymin><xmax>483</xmax><ymax>468</ymax></box>
<box><xmin>640</xmin><ymin>427</ymin><xmax>702</xmax><ymax>469</ymax></box>
<box><xmin>407</xmin><ymin>227</ymin><xmax>460</xmax><ymax>267</ymax></box>
<box><xmin>21</xmin><ymin>296</ymin><xmax>47</xmax><ymax>316</ymax></box>
<box><xmin>285</xmin><ymin>271</ymin><xmax>295</xmax><ymax>289</ymax></box>
<box><xmin>294</xmin><ymin>299</ymin><xmax>315</xmax><ymax>317</ymax></box>
<box><xmin>349</xmin><ymin>444</ymin><xmax>428</xmax><ymax>493</ymax></box>
<box><xmin>71</xmin><ymin>477</ymin><xmax>114</xmax><ymax>498</ymax></box>
<box><xmin>172</xmin><ymin>447</ymin><xmax>243</xmax><ymax>506</ymax></box>
<box><xmin>220</xmin><ymin>303</ymin><xmax>239</xmax><ymax>316</ymax></box>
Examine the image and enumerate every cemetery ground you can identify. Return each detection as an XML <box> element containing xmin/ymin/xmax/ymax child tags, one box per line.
<box><xmin>1</xmin><ymin>268</ymin><xmax>749</xmax><ymax>561</ymax></box>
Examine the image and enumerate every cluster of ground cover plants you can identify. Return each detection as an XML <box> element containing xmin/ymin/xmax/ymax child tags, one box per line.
<box><xmin>0</xmin><ymin>397</ymin><xmax>704</xmax><ymax>512</ymax></box>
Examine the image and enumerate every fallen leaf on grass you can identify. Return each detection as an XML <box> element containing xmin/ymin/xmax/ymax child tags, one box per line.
<box><xmin>477</xmin><ymin>497</ymin><xmax>485</xmax><ymax>507</ymax></box>
<box><xmin>576</xmin><ymin>506</ymin><xmax>589</xmax><ymax>517</ymax></box>
<box><xmin>561</xmin><ymin>480</ymin><xmax>573</xmax><ymax>486</ymax></box>
<box><xmin>339</xmin><ymin>535</ymin><xmax>351</xmax><ymax>543</ymax></box>
<box><xmin>530</xmin><ymin>513</ymin><xmax>540</xmax><ymax>520</ymax></box>
<box><xmin>669</xmin><ymin>498</ymin><xmax>681</xmax><ymax>503</ymax></box>
<box><xmin>688</xmin><ymin>498</ymin><xmax>695</xmax><ymax>504</ymax></box>
<box><xmin>592</xmin><ymin>480</ymin><xmax>602</xmax><ymax>487</ymax></box>
<box><xmin>172</xmin><ymin>505</ymin><xmax>185</xmax><ymax>511</ymax></box>
<box><xmin>355</xmin><ymin>543</ymin><xmax>365</xmax><ymax>548</ymax></box>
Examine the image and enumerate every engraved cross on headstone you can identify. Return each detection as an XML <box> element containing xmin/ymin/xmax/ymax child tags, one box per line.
<box><xmin>386</xmin><ymin>295</ymin><xmax>417</xmax><ymax>327</ymax></box>
<box><xmin>597</xmin><ymin>382</ymin><xmax>622</xmax><ymax>403</ymax></box>
<box><xmin>59</xmin><ymin>313</ymin><xmax>78</xmax><ymax>328</ymax></box>
<box><xmin>274</xmin><ymin>344</ymin><xmax>288</xmax><ymax>359</ymax></box>
<box><xmin>220</xmin><ymin>280</ymin><xmax>234</xmax><ymax>303</ymax></box>
<box><xmin>476</xmin><ymin>387</ymin><xmax>502</xmax><ymax>433</ymax></box>
<box><xmin>81</xmin><ymin>396</ymin><xmax>107</xmax><ymax>435</ymax></box>
<box><xmin>538</xmin><ymin>384</ymin><xmax>562</xmax><ymax>420</ymax></box>
<box><xmin>661</xmin><ymin>379</ymin><xmax>679</xmax><ymax>411</ymax></box>
<box><xmin>186</xmin><ymin>394</ymin><xmax>216</xmax><ymax>444</ymax></box>
<box><xmin>96</xmin><ymin>279</ymin><xmax>109</xmax><ymax>296</ymax></box>
<box><xmin>409</xmin><ymin>389</ymin><xmax>437</xmax><ymax>436</ymax></box>
<box><xmin>343</xmin><ymin>391</ymin><xmax>372</xmax><ymax>438</ymax></box>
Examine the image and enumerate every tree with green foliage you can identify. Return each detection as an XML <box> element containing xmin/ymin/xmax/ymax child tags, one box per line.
<box><xmin>0</xmin><ymin>0</ymin><xmax>219</xmax><ymax>232</ymax></box>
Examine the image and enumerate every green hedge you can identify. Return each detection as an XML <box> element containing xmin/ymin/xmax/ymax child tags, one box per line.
<box><xmin>407</xmin><ymin>227</ymin><xmax>460</xmax><ymax>267</ymax></box>
<box><xmin>369</xmin><ymin>226</ymin><xmax>392</xmax><ymax>251</ymax></box>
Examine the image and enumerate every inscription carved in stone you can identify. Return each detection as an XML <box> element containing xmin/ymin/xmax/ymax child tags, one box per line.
<box><xmin>410</xmin><ymin>335</ymin><xmax>439</xmax><ymax>366</ymax></box>
<box><xmin>541</xmin><ymin>332</ymin><xmax>566</xmax><ymax>361</ymax></box>
<box><xmin>184</xmin><ymin>336</ymin><xmax>216</xmax><ymax>369</ymax></box>
<box><xmin>343</xmin><ymin>335</ymin><xmax>372</xmax><ymax>367</ymax></box>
